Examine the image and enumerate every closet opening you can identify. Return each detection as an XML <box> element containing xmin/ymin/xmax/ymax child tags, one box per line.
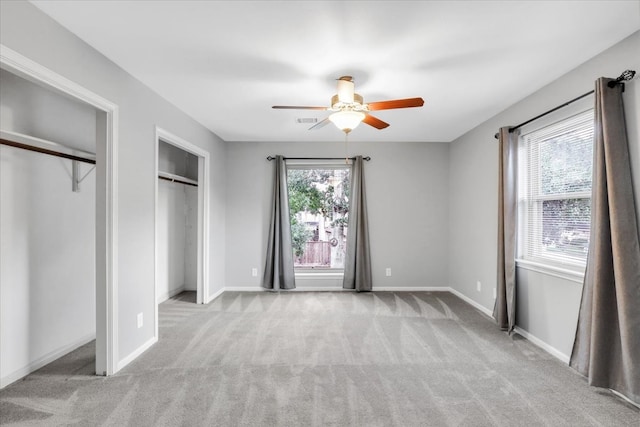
<box><xmin>0</xmin><ymin>62</ymin><xmax>116</xmax><ymax>386</ymax></box>
<box><xmin>154</xmin><ymin>128</ymin><xmax>210</xmax><ymax>332</ymax></box>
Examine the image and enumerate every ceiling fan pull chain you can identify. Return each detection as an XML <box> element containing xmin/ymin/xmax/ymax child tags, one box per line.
<box><xmin>345</xmin><ymin>132</ymin><xmax>349</xmax><ymax>164</ymax></box>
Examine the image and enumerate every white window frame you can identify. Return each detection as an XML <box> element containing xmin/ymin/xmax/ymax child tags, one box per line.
<box><xmin>515</xmin><ymin>97</ymin><xmax>594</xmax><ymax>282</ymax></box>
<box><xmin>286</xmin><ymin>159</ymin><xmax>352</xmax><ymax>275</ymax></box>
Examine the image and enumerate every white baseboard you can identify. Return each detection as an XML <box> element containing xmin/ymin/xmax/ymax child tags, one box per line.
<box><xmin>206</xmin><ymin>287</ymin><xmax>225</xmax><ymax>303</ymax></box>
<box><xmin>156</xmin><ymin>285</ymin><xmax>186</xmax><ymax>304</ymax></box>
<box><xmin>447</xmin><ymin>288</ymin><xmax>494</xmax><ymax>317</ymax></box>
<box><xmin>444</xmin><ymin>290</ymin><xmax>572</xmax><ymax>366</ymax></box>
<box><xmin>116</xmin><ymin>336</ymin><xmax>157</xmax><ymax>372</ymax></box>
<box><xmin>609</xmin><ymin>389</ymin><xmax>640</xmax><ymax>409</ymax></box>
<box><xmin>1</xmin><ymin>333</ymin><xmax>95</xmax><ymax>389</ymax></box>
<box><xmin>440</xmin><ymin>289</ymin><xmax>574</xmax><ymax>366</ymax></box>
<box><xmin>513</xmin><ymin>326</ymin><xmax>570</xmax><ymax>364</ymax></box>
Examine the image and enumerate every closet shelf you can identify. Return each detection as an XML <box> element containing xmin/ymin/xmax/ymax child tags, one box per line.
<box><xmin>158</xmin><ymin>171</ymin><xmax>198</xmax><ymax>187</ymax></box>
<box><xmin>0</xmin><ymin>129</ymin><xmax>96</xmax><ymax>164</ymax></box>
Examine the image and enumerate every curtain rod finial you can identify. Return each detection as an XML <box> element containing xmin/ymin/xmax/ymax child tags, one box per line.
<box><xmin>608</xmin><ymin>69</ymin><xmax>636</xmax><ymax>88</ymax></box>
<box><xmin>620</xmin><ymin>69</ymin><xmax>636</xmax><ymax>81</ymax></box>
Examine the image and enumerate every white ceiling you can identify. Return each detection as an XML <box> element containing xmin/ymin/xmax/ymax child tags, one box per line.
<box><xmin>31</xmin><ymin>1</ymin><xmax>639</xmax><ymax>143</ymax></box>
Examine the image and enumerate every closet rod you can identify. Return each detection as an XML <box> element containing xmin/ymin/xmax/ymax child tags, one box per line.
<box><xmin>158</xmin><ymin>175</ymin><xmax>198</xmax><ymax>187</ymax></box>
<box><xmin>1</xmin><ymin>138</ymin><xmax>96</xmax><ymax>165</ymax></box>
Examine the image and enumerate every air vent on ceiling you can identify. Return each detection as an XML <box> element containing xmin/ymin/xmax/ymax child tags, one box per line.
<box><xmin>296</xmin><ymin>118</ymin><xmax>318</xmax><ymax>124</ymax></box>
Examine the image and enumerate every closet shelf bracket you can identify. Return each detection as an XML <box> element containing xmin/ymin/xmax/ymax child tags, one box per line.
<box><xmin>1</xmin><ymin>129</ymin><xmax>96</xmax><ymax>193</ymax></box>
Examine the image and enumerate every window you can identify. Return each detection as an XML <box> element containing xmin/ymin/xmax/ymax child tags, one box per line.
<box><xmin>287</xmin><ymin>164</ymin><xmax>350</xmax><ymax>270</ymax></box>
<box><xmin>518</xmin><ymin>109</ymin><xmax>594</xmax><ymax>269</ymax></box>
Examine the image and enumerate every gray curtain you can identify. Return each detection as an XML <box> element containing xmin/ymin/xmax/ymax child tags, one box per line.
<box><xmin>262</xmin><ymin>155</ymin><xmax>295</xmax><ymax>290</ymax></box>
<box><xmin>343</xmin><ymin>156</ymin><xmax>372</xmax><ymax>292</ymax></box>
<box><xmin>493</xmin><ymin>127</ymin><xmax>518</xmax><ymax>332</ymax></box>
<box><xmin>570</xmin><ymin>78</ymin><xmax>640</xmax><ymax>404</ymax></box>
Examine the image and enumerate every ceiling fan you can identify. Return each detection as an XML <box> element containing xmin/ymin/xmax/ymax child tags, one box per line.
<box><xmin>272</xmin><ymin>76</ymin><xmax>424</xmax><ymax>134</ymax></box>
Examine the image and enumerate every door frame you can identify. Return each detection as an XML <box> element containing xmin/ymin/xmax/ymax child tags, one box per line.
<box><xmin>0</xmin><ymin>44</ymin><xmax>119</xmax><ymax>376</ymax></box>
<box><xmin>154</xmin><ymin>127</ymin><xmax>210</xmax><ymax>333</ymax></box>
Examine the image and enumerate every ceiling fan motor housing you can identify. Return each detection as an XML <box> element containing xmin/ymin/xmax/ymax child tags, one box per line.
<box><xmin>331</xmin><ymin>93</ymin><xmax>365</xmax><ymax>111</ymax></box>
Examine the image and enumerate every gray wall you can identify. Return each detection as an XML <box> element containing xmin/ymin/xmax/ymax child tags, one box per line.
<box><xmin>1</xmin><ymin>0</ymin><xmax>227</xmax><ymax>369</ymax></box>
<box><xmin>0</xmin><ymin>68</ymin><xmax>97</xmax><ymax>151</ymax></box>
<box><xmin>225</xmin><ymin>140</ymin><xmax>450</xmax><ymax>289</ymax></box>
<box><xmin>0</xmin><ymin>69</ymin><xmax>97</xmax><ymax>387</ymax></box>
<box><xmin>448</xmin><ymin>31</ymin><xmax>640</xmax><ymax>359</ymax></box>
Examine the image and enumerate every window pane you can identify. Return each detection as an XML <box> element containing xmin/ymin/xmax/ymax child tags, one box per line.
<box><xmin>287</xmin><ymin>168</ymin><xmax>350</xmax><ymax>269</ymax></box>
<box><xmin>539</xmin><ymin>128</ymin><xmax>593</xmax><ymax>195</ymax></box>
<box><xmin>537</xmin><ymin>198</ymin><xmax>590</xmax><ymax>261</ymax></box>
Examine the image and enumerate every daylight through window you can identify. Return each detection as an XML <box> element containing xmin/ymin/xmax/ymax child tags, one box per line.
<box><xmin>287</xmin><ymin>166</ymin><xmax>350</xmax><ymax>270</ymax></box>
<box><xmin>518</xmin><ymin>109</ymin><xmax>594</xmax><ymax>267</ymax></box>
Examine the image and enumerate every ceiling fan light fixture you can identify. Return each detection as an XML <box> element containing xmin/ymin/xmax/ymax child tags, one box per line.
<box><xmin>329</xmin><ymin>110</ymin><xmax>365</xmax><ymax>133</ymax></box>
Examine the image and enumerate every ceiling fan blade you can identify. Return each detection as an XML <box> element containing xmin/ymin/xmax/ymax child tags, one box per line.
<box><xmin>363</xmin><ymin>114</ymin><xmax>390</xmax><ymax>129</ymax></box>
<box><xmin>308</xmin><ymin>117</ymin><xmax>330</xmax><ymax>130</ymax></box>
<box><xmin>367</xmin><ymin>97</ymin><xmax>424</xmax><ymax>111</ymax></box>
<box><xmin>272</xmin><ymin>105</ymin><xmax>328</xmax><ymax>110</ymax></box>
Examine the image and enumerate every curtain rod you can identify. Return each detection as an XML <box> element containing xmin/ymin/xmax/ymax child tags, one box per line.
<box><xmin>266</xmin><ymin>156</ymin><xmax>371</xmax><ymax>161</ymax></box>
<box><xmin>1</xmin><ymin>138</ymin><xmax>96</xmax><ymax>164</ymax></box>
<box><xmin>494</xmin><ymin>69</ymin><xmax>636</xmax><ymax>139</ymax></box>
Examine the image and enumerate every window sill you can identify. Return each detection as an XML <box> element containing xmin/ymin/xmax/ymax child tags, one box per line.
<box><xmin>515</xmin><ymin>259</ymin><xmax>585</xmax><ymax>284</ymax></box>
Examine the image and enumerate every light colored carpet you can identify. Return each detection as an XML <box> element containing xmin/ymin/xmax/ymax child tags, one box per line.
<box><xmin>1</xmin><ymin>291</ymin><xmax>638</xmax><ymax>426</ymax></box>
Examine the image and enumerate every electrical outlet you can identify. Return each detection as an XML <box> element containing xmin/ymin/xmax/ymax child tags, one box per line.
<box><xmin>477</xmin><ymin>281</ymin><xmax>482</xmax><ymax>292</ymax></box>
<box><xmin>137</xmin><ymin>313</ymin><xmax>143</xmax><ymax>328</ymax></box>
<box><xmin>385</xmin><ymin>268</ymin><xmax>392</xmax><ymax>277</ymax></box>
<box><xmin>493</xmin><ymin>287</ymin><xmax>497</xmax><ymax>299</ymax></box>
<box><xmin>251</xmin><ymin>268</ymin><xmax>258</xmax><ymax>277</ymax></box>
